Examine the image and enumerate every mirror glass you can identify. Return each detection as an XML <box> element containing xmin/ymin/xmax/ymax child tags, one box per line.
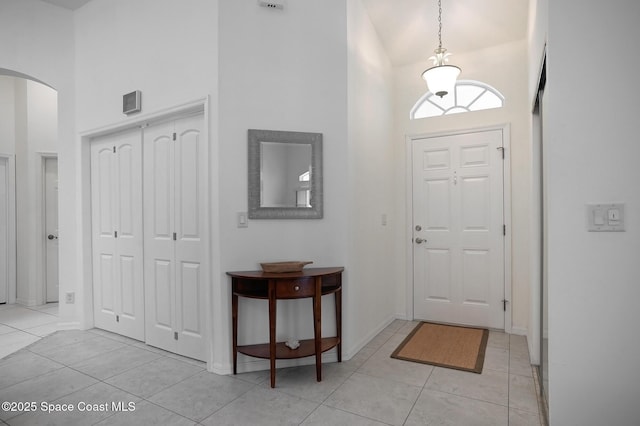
<box><xmin>260</xmin><ymin>142</ymin><xmax>311</xmax><ymax>208</ymax></box>
<box><xmin>248</xmin><ymin>129</ymin><xmax>322</xmax><ymax>219</ymax></box>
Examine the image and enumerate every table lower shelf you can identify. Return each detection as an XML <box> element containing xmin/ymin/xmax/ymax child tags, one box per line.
<box><xmin>237</xmin><ymin>337</ymin><xmax>340</xmax><ymax>360</ymax></box>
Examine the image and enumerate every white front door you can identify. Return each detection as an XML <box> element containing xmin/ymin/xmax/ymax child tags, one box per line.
<box><xmin>44</xmin><ymin>157</ymin><xmax>59</xmax><ymax>303</ymax></box>
<box><xmin>412</xmin><ymin>129</ymin><xmax>505</xmax><ymax>329</ymax></box>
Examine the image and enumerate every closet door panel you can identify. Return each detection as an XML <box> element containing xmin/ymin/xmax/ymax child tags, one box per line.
<box><xmin>150</xmin><ymin>134</ymin><xmax>173</xmax><ymax>239</ymax></box>
<box><xmin>178</xmin><ymin>261</ymin><xmax>201</xmax><ymax>335</ymax></box>
<box><xmin>94</xmin><ymin>145</ymin><xmax>116</xmax><ymax>236</ymax></box>
<box><xmin>152</xmin><ymin>259</ymin><xmax>173</xmax><ymax>329</ymax></box>
<box><xmin>92</xmin><ymin>139</ymin><xmax>118</xmax><ymax>332</ymax></box>
<box><xmin>114</xmin><ymin>133</ymin><xmax>144</xmax><ymax>340</ymax></box>
<box><xmin>119</xmin><ymin>255</ymin><xmax>135</xmax><ymax>316</ymax></box>
<box><xmin>97</xmin><ymin>253</ymin><xmax>115</xmax><ymax>314</ymax></box>
<box><xmin>176</xmin><ymin>126</ymin><xmax>201</xmax><ymax>239</ymax></box>
<box><xmin>143</xmin><ymin>114</ymin><xmax>207</xmax><ymax>361</ymax></box>
<box><xmin>91</xmin><ymin>131</ymin><xmax>144</xmax><ymax>341</ymax></box>
<box><xmin>174</xmin><ymin>115</ymin><xmax>206</xmax><ymax>360</ymax></box>
<box><xmin>144</xmin><ymin>122</ymin><xmax>177</xmax><ymax>351</ymax></box>
<box><xmin>116</xmin><ymin>143</ymin><xmax>135</xmax><ymax>236</ymax></box>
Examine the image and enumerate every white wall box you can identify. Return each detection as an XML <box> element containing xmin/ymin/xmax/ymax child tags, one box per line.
<box><xmin>143</xmin><ymin>113</ymin><xmax>208</xmax><ymax>361</ymax></box>
<box><xmin>91</xmin><ymin>129</ymin><xmax>145</xmax><ymax>341</ymax></box>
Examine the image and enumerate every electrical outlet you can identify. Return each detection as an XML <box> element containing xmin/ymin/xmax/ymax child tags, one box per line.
<box><xmin>65</xmin><ymin>292</ymin><xmax>75</xmax><ymax>304</ymax></box>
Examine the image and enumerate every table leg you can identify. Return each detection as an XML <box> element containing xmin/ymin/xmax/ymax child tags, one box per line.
<box><xmin>268</xmin><ymin>280</ymin><xmax>277</xmax><ymax>388</ymax></box>
<box><xmin>232</xmin><ymin>291</ymin><xmax>238</xmax><ymax>375</ymax></box>
<box><xmin>335</xmin><ymin>287</ymin><xmax>342</xmax><ymax>362</ymax></box>
<box><xmin>313</xmin><ymin>277</ymin><xmax>322</xmax><ymax>381</ymax></box>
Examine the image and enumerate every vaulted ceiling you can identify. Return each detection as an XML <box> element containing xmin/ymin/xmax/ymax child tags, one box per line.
<box><xmin>38</xmin><ymin>0</ymin><xmax>530</xmax><ymax>68</ymax></box>
<box><xmin>361</xmin><ymin>0</ymin><xmax>530</xmax><ymax>66</ymax></box>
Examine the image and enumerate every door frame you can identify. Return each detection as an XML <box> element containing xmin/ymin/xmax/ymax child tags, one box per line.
<box><xmin>79</xmin><ymin>96</ymin><xmax>212</xmax><ymax>362</ymax></box>
<box><xmin>0</xmin><ymin>154</ymin><xmax>17</xmax><ymax>305</ymax></box>
<box><xmin>39</xmin><ymin>153</ymin><xmax>58</xmax><ymax>304</ymax></box>
<box><xmin>405</xmin><ymin>124</ymin><xmax>512</xmax><ymax>333</ymax></box>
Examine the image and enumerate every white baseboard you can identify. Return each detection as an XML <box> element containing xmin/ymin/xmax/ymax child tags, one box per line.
<box><xmin>16</xmin><ymin>298</ymin><xmax>38</xmax><ymax>307</ymax></box>
<box><xmin>56</xmin><ymin>321</ymin><xmax>83</xmax><ymax>330</ymax></box>
<box><xmin>510</xmin><ymin>326</ymin><xmax>528</xmax><ymax>336</ymax></box>
<box><xmin>344</xmin><ymin>315</ymin><xmax>398</xmax><ymax>360</ymax></box>
<box><xmin>394</xmin><ymin>312</ymin><xmax>409</xmax><ymax>321</ymax></box>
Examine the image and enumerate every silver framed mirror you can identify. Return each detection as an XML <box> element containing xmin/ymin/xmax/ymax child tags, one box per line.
<box><xmin>248</xmin><ymin>129</ymin><xmax>323</xmax><ymax>219</ymax></box>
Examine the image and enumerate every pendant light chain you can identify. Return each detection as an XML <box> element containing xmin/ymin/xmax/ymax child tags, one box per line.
<box><xmin>437</xmin><ymin>0</ymin><xmax>443</xmax><ymax>50</ymax></box>
<box><xmin>421</xmin><ymin>0</ymin><xmax>460</xmax><ymax>98</ymax></box>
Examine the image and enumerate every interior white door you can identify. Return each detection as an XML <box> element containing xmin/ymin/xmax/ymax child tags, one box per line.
<box><xmin>91</xmin><ymin>130</ymin><xmax>144</xmax><ymax>341</ymax></box>
<box><xmin>0</xmin><ymin>157</ymin><xmax>10</xmax><ymax>304</ymax></box>
<box><xmin>144</xmin><ymin>114</ymin><xmax>207</xmax><ymax>361</ymax></box>
<box><xmin>412</xmin><ymin>129</ymin><xmax>505</xmax><ymax>329</ymax></box>
<box><xmin>44</xmin><ymin>157</ymin><xmax>59</xmax><ymax>303</ymax></box>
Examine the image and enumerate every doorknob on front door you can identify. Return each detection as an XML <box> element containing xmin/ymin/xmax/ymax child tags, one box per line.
<box><xmin>47</xmin><ymin>234</ymin><xmax>58</xmax><ymax>240</ymax></box>
<box><xmin>415</xmin><ymin>237</ymin><xmax>426</xmax><ymax>244</ymax></box>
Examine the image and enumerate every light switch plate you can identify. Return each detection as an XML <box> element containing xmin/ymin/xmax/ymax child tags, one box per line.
<box><xmin>587</xmin><ymin>203</ymin><xmax>625</xmax><ymax>232</ymax></box>
<box><xmin>237</xmin><ymin>212</ymin><xmax>248</xmax><ymax>228</ymax></box>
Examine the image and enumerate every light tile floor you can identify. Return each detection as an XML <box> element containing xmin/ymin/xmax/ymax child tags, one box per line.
<box><xmin>0</xmin><ymin>307</ymin><xmax>543</xmax><ymax>426</ymax></box>
<box><xmin>0</xmin><ymin>303</ymin><xmax>59</xmax><ymax>360</ymax></box>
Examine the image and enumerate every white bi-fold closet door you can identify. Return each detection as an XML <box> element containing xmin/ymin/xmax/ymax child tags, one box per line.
<box><xmin>90</xmin><ymin>113</ymin><xmax>207</xmax><ymax>361</ymax></box>
<box><xmin>91</xmin><ymin>129</ymin><xmax>145</xmax><ymax>341</ymax></box>
<box><xmin>143</xmin><ymin>114</ymin><xmax>207</xmax><ymax>361</ymax></box>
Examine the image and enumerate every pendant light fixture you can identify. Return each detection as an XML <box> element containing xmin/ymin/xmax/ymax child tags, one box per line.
<box><xmin>421</xmin><ymin>0</ymin><xmax>460</xmax><ymax>98</ymax></box>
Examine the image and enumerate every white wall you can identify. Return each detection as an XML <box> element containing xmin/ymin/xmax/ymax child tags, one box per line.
<box><xmin>393</xmin><ymin>40</ymin><xmax>531</xmax><ymax>333</ymax></box>
<box><xmin>0</xmin><ymin>0</ymin><xmax>74</xmax><ymax>322</ymax></box>
<box><xmin>74</xmin><ymin>0</ymin><xmax>219</xmax><ymax>340</ymax></box>
<box><xmin>546</xmin><ymin>1</ymin><xmax>640</xmax><ymax>424</ymax></box>
<box><xmin>346</xmin><ymin>0</ymin><xmax>396</xmax><ymax>353</ymax></box>
<box><xmin>218</xmin><ymin>0</ymin><xmax>350</xmax><ymax>372</ymax></box>
<box><xmin>0</xmin><ymin>77</ymin><xmax>15</xmax><ymax>154</ymax></box>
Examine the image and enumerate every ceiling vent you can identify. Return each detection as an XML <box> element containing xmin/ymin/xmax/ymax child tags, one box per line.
<box><xmin>258</xmin><ymin>1</ymin><xmax>284</xmax><ymax>10</ymax></box>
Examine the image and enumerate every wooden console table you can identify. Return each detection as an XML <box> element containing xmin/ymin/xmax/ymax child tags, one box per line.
<box><xmin>227</xmin><ymin>267</ymin><xmax>343</xmax><ymax>388</ymax></box>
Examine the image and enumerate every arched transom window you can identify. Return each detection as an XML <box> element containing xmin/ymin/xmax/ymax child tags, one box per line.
<box><xmin>410</xmin><ymin>80</ymin><xmax>504</xmax><ymax>119</ymax></box>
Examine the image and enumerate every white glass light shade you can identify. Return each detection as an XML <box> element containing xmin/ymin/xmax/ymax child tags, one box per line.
<box><xmin>421</xmin><ymin>64</ymin><xmax>461</xmax><ymax>98</ymax></box>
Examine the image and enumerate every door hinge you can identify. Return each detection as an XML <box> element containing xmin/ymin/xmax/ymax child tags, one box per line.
<box><xmin>172</xmin><ymin>132</ymin><xmax>177</xmax><ymax>141</ymax></box>
<box><xmin>114</xmin><ymin>230</ymin><xmax>118</xmax><ymax>238</ymax></box>
<box><xmin>497</xmin><ymin>146</ymin><xmax>505</xmax><ymax>159</ymax></box>
<box><xmin>173</xmin><ymin>232</ymin><xmax>177</xmax><ymax>241</ymax></box>
<box><xmin>502</xmin><ymin>299</ymin><xmax>509</xmax><ymax>311</ymax></box>
<box><xmin>174</xmin><ymin>332</ymin><xmax>178</xmax><ymax>340</ymax></box>
<box><xmin>503</xmin><ymin>224</ymin><xmax>506</xmax><ymax>236</ymax></box>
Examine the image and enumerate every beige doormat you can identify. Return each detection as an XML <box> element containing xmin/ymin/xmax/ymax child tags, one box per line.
<box><xmin>391</xmin><ymin>322</ymin><xmax>489</xmax><ymax>374</ymax></box>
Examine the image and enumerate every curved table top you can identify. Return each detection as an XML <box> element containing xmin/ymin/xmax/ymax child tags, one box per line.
<box><xmin>226</xmin><ymin>267</ymin><xmax>344</xmax><ymax>280</ymax></box>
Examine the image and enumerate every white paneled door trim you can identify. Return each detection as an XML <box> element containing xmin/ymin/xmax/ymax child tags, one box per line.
<box><xmin>405</xmin><ymin>125</ymin><xmax>512</xmax><ymax>332</ymax></box>
<box><xmin>0</xmin><ymin>154</ymin><xmax>16</xmax><ymax>305</ymax></box>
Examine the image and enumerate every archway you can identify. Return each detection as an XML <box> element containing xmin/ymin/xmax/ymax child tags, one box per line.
<box><xmin>0</xmin><ymin>70</ymin><xmax>59</xmax><ymax>307</ymax></box>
